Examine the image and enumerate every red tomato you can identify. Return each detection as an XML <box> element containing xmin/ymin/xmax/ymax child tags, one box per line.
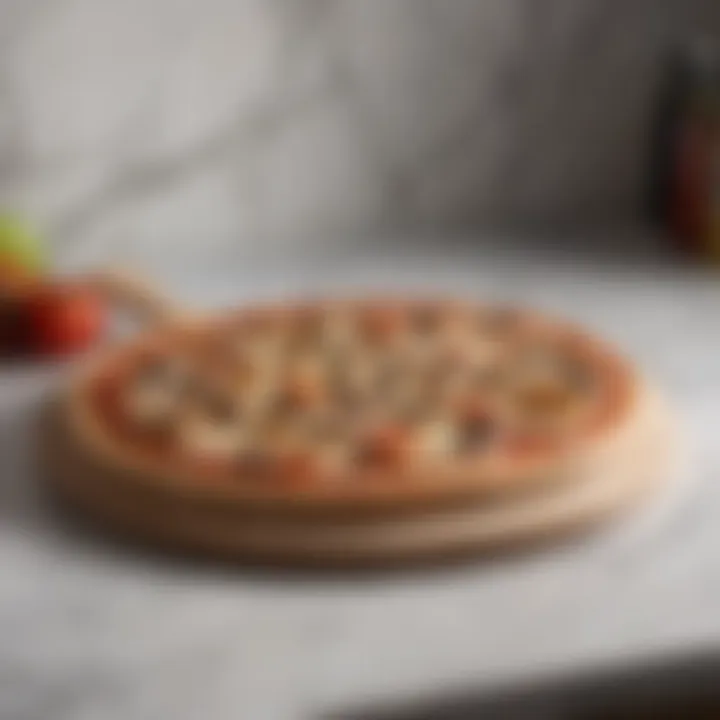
<box><xmin>358</xmin><ymin>307</ymin><xmax>405</xmax><ymax>345</ymax></box>
<box><xmin>0</xmin><ymin>262</ymin><xmax>43</xmax><ymax>355</ymax></box>
<box><xmin>24</xmin><ymin>282</ymin><xmax>106</xmax><ymax>356</ymax></box>
<box><xmin>359</xmin><ymin>424</ymin><xmax>411</xmax><ymax>468</ymax></box>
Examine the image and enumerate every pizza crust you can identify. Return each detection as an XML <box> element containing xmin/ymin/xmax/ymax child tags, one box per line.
<box><xmin>40</xmin><ymin>382</ymin><xmax>676</xmax><ymax>566</ymax></box>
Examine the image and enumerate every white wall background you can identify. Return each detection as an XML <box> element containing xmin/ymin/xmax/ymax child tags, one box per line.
<box><xmin>0</xmin><ymin>0</ymin><xmax>717</xmax><ymax>263</ymax></box>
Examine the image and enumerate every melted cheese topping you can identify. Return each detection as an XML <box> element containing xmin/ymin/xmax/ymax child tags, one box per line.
<box><xmin>106</xmin><ymin>303</ymin><xmax>608</xmax><ymax>484</ymax></box>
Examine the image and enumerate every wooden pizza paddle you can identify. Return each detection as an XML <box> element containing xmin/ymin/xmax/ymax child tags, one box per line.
<box><xmin>39</xmin><ymin>269</ymin><xmax>678</xmax><ymax>567</ymax></box>
<box><xmin>87</xmin><ymin>266</ymin><xmax>198</xmax><ymax>325</ymax></box>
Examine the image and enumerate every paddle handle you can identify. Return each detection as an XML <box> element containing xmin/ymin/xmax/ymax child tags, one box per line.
<box><xmin>88</xmin><ymin>267</ymin><xmax>196</xmax><ymax>325</ymax></box>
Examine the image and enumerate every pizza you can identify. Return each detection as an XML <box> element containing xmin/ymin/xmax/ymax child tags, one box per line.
<box><xmin>63</xmin><ymin>298</ymin><xmax>637</xmax><ymax>511</ymax></box>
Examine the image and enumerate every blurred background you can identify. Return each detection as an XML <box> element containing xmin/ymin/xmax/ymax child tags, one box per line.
<box><xmin>4</xmin><ymin>3</ymin><xmax>720</xmax><ymax>719</ymax></box>
<box><xmin>1</xmin><ymin>0</ymin><xmax>718</xmax><ymax>265</ymax></box>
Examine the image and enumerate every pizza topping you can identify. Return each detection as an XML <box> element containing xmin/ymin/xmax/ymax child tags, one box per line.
<box><xmin>122</xmin><ymin>382</ymin><xmax>178</xmax><ymax>431</ymax></box>
<box><xmin>334</xmin><ymin>355</ymin><xmax>379</xmax><ymax>403</ymax></box>
<box><xmin>391</xmin><ymin>394</ymin><xmax>431</xmax><ymax>425</ymax></box>
<box><xmin>274</xmin><ymin>448</ymin><xmax>321</xmax><ymax>485</ymax></box>
<box><xmin>95</xmin><ymin>300</ymin><xmax>617</xmax><ymax>487</ymax></box>
<box><xmin>373</xmin><ymin>355</ymin><xmax>411</xmax><ymax>398</ymax></box>
<box><xmin>515</xmin><ymin>381</ymin><xmax>575</xmax><ymax>418</ymax></box>
<box><xmin>455</xmin><ymin>402</ymin><xmax>498</xmax><ymax>455</ymax></box>
<box><xmin>175</xmin><ymin>409</ymin><xmax>246</xmax><ymax>461</ymax></box>
<box><xmin>357</xmin><ymin>307</ymin><xmax>406</xmax><ymax>347</ymax></box>
<box><xmin>231</xmin><ymin>354</ymin><xmax>261</xmax><ymax>390</ymax></box>
<box><xmin>122</xmin><ymin>357</ymin><xmax>191</xmax><ymax>428</ymax></box>
<box><xmin>471</xmin><ymin>362</ymin><xmax>506</xmax><ymax>391</ymax></box>
<box><xmin>457</xmin><ymin>417</ymin><xmax>496</xmax><ymax>454</ymax></box>
<box><xmin>286</xmin><ymin>307</ymin><xmax>326</xmax><ymax>352</ymax></box>
<box><xmin>314</xmin><ymin>440</ymin><xmax>351</xmax><ymax>477</ymax></box>
<box><xmin>325</xmin><ymin>309</ymin><xmax>358</xmax><ymax>346</ymax></box>
<box><xmin>410</xmin><ymin>305</ymin><xmax>444</xmax><ymax>335</ymax></box>
<box><xmin>412</xmin><ymin>418</ymin><xmax>458</xmax><ymax>459</ymax></box>
<box><xmin>357</xmin><ymin>424</ymin><xmax>412</xmax><ymax>468</ymax></box>
<box><xmin>469</xmin><ymin>337</ymin><xmax>507</xmax><ymax>370</ymax></box>
<box><xmin>136</xmin><ymin>355</ymin><xmax>192</xmax><ymax>390</ymax></box>
<box><xmin>196</xmin><ymin>387</ymin><xmax>242</xmax><ymax>424</ymax></box>
<box><xmin>480</xmin><ymin>306</ymin><xmax>523</xmax><ymax>335</ymax></box>
<box><xmin>425</xmin><ymin>350</ymin><xmax>467</xmax><ymax>391</ymax></box>
<box><xmin>239</xmin><ymin>330</ymin><xmax>284</xmax><ymax>369</ymax></box>
<box><xmin>276</xmin><ymin>374</ymin><xmax>325</xmax><ymax>413</ymax></box>
<box><xmin>236</xmin><ymin>448</ymin><xmax>274</xmax><ymax>478</ymax></box>
<box><xmin>240</xmin><ymin>313</ymin><xmax>275</xmax><ymax>336</ymax></box>
<box><xmin>331</xmin><ymin>380</ymin><xmax>368</xmax><ymax>417</ymax></box>
<box><xmin>504</xmin><ymin>430</ymin><xmax>558</xmax><ymax>457</ymax></box>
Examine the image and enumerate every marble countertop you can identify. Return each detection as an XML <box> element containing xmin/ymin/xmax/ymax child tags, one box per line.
<box><xmin>3</xmin><ymin>237</ymin><xmax>720</xmax><ymax>720</ymax></box>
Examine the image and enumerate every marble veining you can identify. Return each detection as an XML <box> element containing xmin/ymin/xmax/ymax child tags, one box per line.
<box><xmin>0</xmin><ymin>0</ymin><xmax>716</xmax><ymax>265</ymax></box>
